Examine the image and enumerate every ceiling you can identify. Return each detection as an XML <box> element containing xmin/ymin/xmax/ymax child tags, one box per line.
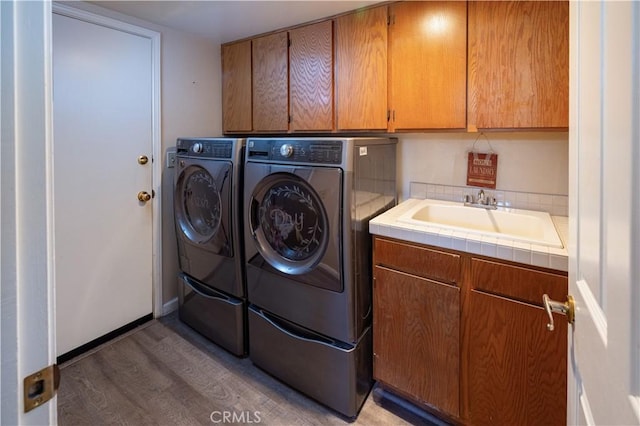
<box><xmin>90</xmin><ymin>1</ymin><xmax>381</xmax><ymax>44</ymax></box>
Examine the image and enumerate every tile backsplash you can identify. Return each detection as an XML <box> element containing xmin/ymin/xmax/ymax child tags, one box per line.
<box><xmin>397</xmin><ymin>133</ymin><xmax>569</xmax><ymax>209</ymax></box>
<box><xmin>409</xmin><ymin>181</ymin><xmax>568</xmax><ymax>216</ymax></box>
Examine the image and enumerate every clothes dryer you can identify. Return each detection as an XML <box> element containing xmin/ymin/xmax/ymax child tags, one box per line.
<box><xmin>174</xmin><ymin>137</ymin><xmax>246</xmax><ymax>356</ymax></box>
<box><xmin>243</xmin><ymin>137</ymin><xmax>397</xmax><ymax>417</ymax></box>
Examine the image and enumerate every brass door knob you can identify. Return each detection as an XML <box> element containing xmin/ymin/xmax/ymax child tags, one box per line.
<box><xmin>137</xmin><ymin>191</ymin><xmax>151</xmax><ymax>202</ymax></box>
<box><xmin>138</xmin><ymin>155</ymin><xmax>149</xmax><ymax>165</ymax></box>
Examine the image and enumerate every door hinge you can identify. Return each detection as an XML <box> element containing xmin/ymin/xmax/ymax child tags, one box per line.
<box><xmin>387</xmin><ymin>110</ymin><xmax>395</xmax><ymax>122</ymax></box>
<box><xmin>288</xmin><ymin>115</ymin><xmax>292</xmax><ymax>124</ymax></box>
<box><xmin>24</xmin><ymin>364</ymin><xmax>60</xmax><ymax>413</ymax></box>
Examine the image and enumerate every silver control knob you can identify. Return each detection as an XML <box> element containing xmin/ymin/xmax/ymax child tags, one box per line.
<box><xmin>192</xmin><ymin>142</ymin><xmax>204</xmax><ymax>154</ymax></box>
<box><xmin>280</xmin><ymin>144</ymin><xmax>294</xmax><ymax>158</ymax></box>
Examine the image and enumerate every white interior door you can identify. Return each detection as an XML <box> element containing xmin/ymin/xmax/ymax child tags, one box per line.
<box><xmin>53</xmin><ymin>10</ymin><xmax>155</xmax><ymax>356</ymax></box>
<box><xmin>568</xmin><ymin>1</ymin><xmax>640</xmax><ymax>424</ymax></box>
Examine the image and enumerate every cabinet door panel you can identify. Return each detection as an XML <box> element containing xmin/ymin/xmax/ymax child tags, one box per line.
<box><xmin>335</xmin><ymin>6</ymin><xmax>388</xmax><ymax>130</ymax></box>
<box><xmin>389</xmin><ymin>1</ymin><xmax>467</xmax><ymax>130</ymax></box>
<box><xmin>466</xmin><ymin>290</ymin><xmax>567</xmax><ymax>426</ymax></box>
<box><xmin>468</xmin><ymin>1</ymin><xmax>569</xmax><ymax>129</ymax></box>
<box><xmin>471</xmin><ymin>258</ymin><xmax>567</xmax><ymax>305</ymax></box>
<box><xmin>221</xmin><ymin>41</ymin><xmax>252</xmax><ymax>132</ymax></box>
<box><xmin>373</xmin><ymin>266</ymin><xmax>460</xmax><ymax>416</ymax></box>
<box><xmin>289</xmin><ymin>21</ymin><xmax>333</xmax><ymax>131</ymax></box>
<box><xmin>252</xmin><ymin>31</ymin><xmax>289</xmax><ymax>131</ymax></box>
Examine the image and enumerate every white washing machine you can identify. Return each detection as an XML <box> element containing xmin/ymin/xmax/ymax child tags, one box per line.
<box><xmin>174</xmin><ymin>137</ymin><xmax>246</xmax><ymax>356</ymax></box>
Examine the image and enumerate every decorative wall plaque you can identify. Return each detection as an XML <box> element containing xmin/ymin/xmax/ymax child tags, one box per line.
<box><xmin>466</xmin><ymin>152</ymin><xmax>498</xmax><ymax>189</ymax></box>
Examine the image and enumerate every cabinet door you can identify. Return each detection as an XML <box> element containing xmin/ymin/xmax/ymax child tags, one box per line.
<box><xmin>221</xmin><ymin>40</ymin><xmax>252</xmax><ymax>133</ymax></box>
<box><xmin>252</xmin><ymin>31</ymin><xmax>289</xmax><ymax>132</ymax></box>
<box><xmin>388</xmin><ymin>1</ymin><xmax>467</xmax><ymax>131</ymax></box>
<box><xmin>373</xmin><ymin>265</ymin><xmax>460</xmax><ymax>417</ymax></box>
<box><xmin>466</xmin><ymin>290</ymin><xmax>567</xmax><ymax>426</ymax></box>
<box><xmin>289</xmin><ymin>20</ymin><xmax>333</xmax><ymax>131</ymax></box>
<box><xmin>467</xmin><ymin>1</ymin><xmax>569</xmax><ymax>130</ymax></box>
<box><xmin>335</xmin><ymin>5</ymin><xmax>388</xmax><ymax>131</ymax></box>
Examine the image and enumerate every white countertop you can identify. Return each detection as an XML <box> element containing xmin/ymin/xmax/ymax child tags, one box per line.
<box><xmin>370</xmin><ymin>198</ymin><xmax>569</xmax><ymax>272</ymax></box>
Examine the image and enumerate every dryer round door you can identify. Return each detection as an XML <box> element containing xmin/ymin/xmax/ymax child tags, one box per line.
<box><xmin>175</xmin><ymin>161</ymin><xmax>232</xmax><ymax>255</ymax></box>
<box><xmin>249</xmin><ymin>172</ymin><xmax>331</xmax><ymax>276</ymax></box>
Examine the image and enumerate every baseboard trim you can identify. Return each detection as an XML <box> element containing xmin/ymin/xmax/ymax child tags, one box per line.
<box><xmin>57</xmin><ymin>313</ymin><xmax>153</xmax><ymax>365</ymax></box>
<box><xmin>161</xmin><ymin>297</ymin><xmax>179</xmax><ymax>316</ymax></box>
<box><xmin>372</xmin><ymin>384</ymin><xmax>451</xmax><ymax>426</ymax></box>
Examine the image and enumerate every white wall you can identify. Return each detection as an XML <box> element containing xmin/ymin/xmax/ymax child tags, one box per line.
<box><xmin>64</xmin><ymin>2</ymin><xmax>222</xmax><ymax>306</ymax></box>
<box><xmin>397</xmin><ymin>132</ymin><xmax>569</xmax><ymax>201</ymax></box>
<box><xmin>160</xmin><ymin>31</ymin><xmax>221</xmax><ymax>307</ymax></box>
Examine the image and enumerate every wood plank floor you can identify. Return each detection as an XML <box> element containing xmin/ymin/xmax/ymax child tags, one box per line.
<box><xmin>58</xmin><ymin>312</ymin><xmax>428</xmax><ymax>425</ymax></box>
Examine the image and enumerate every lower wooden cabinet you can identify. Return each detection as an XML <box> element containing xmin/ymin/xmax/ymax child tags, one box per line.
<box><xmin>372</xmin><ymin>236</ymin><xmax>568</xmax><ymax>425</ymax></box>
<box><xmin>373</xmin><ymin>266</ymin><xmax>460</xmax><ymax>417</ymax></box>
<box><xmin>466</xmin><ymin>290</ymin><xmax>567</xmax><ymax>426</ymax></box>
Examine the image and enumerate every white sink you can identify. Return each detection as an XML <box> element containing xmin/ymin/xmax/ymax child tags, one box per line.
<box><xmin>397</xmin><ymin>199</ymin><xmax>563</xmax><ymax>248</ymax></box>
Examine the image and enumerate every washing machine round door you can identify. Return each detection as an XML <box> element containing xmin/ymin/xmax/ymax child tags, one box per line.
<box><xmin>250</xmin><ymin>172</ymin><xmax>329</xmax><ymax>275</ymax></box>
<box><xmin>175</xmin><ymin>165</ymin><xmax>223</xmax><ymax>245</ymax></box>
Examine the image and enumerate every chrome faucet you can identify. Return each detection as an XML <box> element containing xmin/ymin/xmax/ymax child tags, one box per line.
<box><xmin>464</xmin><ymin>189</ymin><xmax>497</xmax><ymax>210</ymax></box>
<box><xmin>477</xmin><ymin>189</ymin><xmax>486</xmax><ymax>204</ymax></box>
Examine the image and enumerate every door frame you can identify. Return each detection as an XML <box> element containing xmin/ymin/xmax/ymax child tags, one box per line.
<box><xmin>2</xmin><ymin>1</ymin><xmax>57</xmax><ymax>423</ymax></box>
<box><xmin>52</xmin><ymin>3</ymin><xmax>163</xmax><ymax>317</ymax></box>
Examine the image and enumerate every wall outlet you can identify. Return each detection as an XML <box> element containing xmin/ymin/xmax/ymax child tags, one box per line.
<box><xmin>166</xmin><ymin>151</ymin><xmax>176</xmax><ymax>168</ymax></box>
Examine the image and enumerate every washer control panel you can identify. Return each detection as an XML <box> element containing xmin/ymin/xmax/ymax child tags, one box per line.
<box><xmin>279</xmin><ymin>144</ymin><xmax>294</xmax><ymax>158</ymax></box>
<box><xmin>247</xmin><ymin>139</ymin><xmax>343</xmax><ymax>165</ymax></box>
<box><xmin>176</xmin><ymin>138</ymin><xmax>234</xmax><ymax>159</ymax></box>
<box><xmin>191</xmin><ymin>142</ymin><xmax>204</xmax><ymax>154</ymax></box>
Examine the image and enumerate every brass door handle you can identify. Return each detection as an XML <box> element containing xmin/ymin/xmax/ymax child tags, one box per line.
<box><xmin>137</xmin><ymin>191</ymin><xmax>151</xmax><ymax>202</ymax></box>
<box><xmin>138</xmin><ymin>155</ymin><xmax>149</xmax><ymax>165</ymax></box>
<box><xmin>542</xmin><ymin>294</ymin><xmax>575</xmax><ymax>331</ymax></box>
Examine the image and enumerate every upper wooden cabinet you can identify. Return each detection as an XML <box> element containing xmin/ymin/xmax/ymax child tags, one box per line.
<box><xmin>222</xmin><ymin>1</ymin><xmax>570</xmax><ymax>134</ymax></box>
<box><xmin>221</xmin><ymin>40</ymin><xmax>252</xmax><ymax>133</ymax></box>
<box><xmin>467</xmin><ymin>1</ymin><xmax>569</xmax><ymax>130</ymax></box>
<box><xmin>388</xmin><ymin>1</ymin><xmax>467</xmax><ymax>131</ymax></box>
<box><xmin>335</xmin><ymin>5</ymin><xmax>388</xmax><ymax>131</ymax></box>
<box><xmin>248</xmin><ymin>21</ymin><xmax>334</xmax><ymax>133</ymax></box>
<box><xmin>289</xmin><ymin>20</ymin><xmax>334</xmax><ymax>131</ymax></box>
<box><xmin>252</xmin><ymin>31</ymin><xmax>289</xmax><ymax>132</ymax></box>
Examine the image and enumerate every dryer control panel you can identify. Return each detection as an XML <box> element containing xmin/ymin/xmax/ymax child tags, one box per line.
<box><xmin>177</xmin><ymin>138</ymin><xmax>234</xmax><ymax>159</ymax></box>
<box><xmin>247</xmin><ymin>139</ymin><xmax>343</xmax><ymax>165</ymax></box>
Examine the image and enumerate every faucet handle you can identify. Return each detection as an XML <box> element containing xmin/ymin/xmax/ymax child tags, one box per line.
<box><xmin>463</xmin><ymin>194</ymin><xmax>472</xmax><ymax>204</ymax></box>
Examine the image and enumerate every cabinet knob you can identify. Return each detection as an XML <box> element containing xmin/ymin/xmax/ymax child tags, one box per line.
<box><xmin>542</xmin><ymin>294</ymin><xmax>575</xmax><ymax>331</ymax></box>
